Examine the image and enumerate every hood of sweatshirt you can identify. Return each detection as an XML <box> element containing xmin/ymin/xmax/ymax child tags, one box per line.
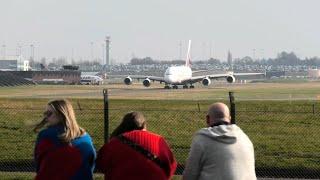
<box><xmin>196</xmin><ymin>124</ymin><xmax>241</xmax><ymax>144</ymax></box>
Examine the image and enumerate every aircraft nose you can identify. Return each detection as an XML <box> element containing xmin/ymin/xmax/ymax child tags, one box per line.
<box><xmin>167</xmin><ymin>75</ymin><xmax>175</xmax><ymax>83</ymax></box>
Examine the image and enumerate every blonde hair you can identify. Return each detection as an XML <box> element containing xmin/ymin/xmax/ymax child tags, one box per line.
<box><xmin>34</xmin><ymin>99</ymin><xmax>85</xmax><ymax>143</ymax></box>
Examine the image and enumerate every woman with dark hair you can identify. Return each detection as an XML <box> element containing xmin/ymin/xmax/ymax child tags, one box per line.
<box><xmin>97</xmin><ymin>111</ymin><xmax>177</xmax><ymax>180</ymax></box>
<box><xmin>34</xmin><ymin>99</ymin><xmax>96</xmax><ymax>180</ymax></box>
<box><xmin>110</xmin><ymin>111</ymin><xmax>146</xmax><ymax>138</ymax></box>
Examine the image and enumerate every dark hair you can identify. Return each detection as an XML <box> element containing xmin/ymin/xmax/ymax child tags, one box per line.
<box><xmin>110</xmin><ymin>112</ymin><xmax>146</xmax><ymax>138</ymax></box>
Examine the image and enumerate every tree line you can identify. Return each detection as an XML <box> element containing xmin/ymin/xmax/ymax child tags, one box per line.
<box><xmin>130</xmin><ymin>51</ymin><xmax>320</xmax><ymax>66</ymax></box>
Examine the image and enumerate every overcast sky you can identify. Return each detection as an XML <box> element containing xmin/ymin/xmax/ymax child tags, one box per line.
<box><xmin>0</xmin><ymin>0</ymin><xmax>319</xmax><ymax>63</ymax></box>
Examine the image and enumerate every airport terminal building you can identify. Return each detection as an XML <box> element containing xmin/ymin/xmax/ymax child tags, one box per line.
<box><xmin>0</xmin><ymin>56</ymin><xmax>30</xmax><ymax>71</ymax></box>
<box><xmin>0</xmin><ymin>58</ymin><xmax>81</xmax><ymax>85</ymax></box>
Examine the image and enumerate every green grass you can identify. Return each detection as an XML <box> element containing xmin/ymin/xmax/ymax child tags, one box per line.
<box><xmin>0</xmin><ymin>97</ymin><xmax>320</xmax><ymax>173</ymax></box>
<box><xmin>1</xmin><ymin>82</ymin><xmax>320</xmax><ymax>101</ymax></box>
<box><xmin>1</xmin><ymin>83</ymin><xmax>320</xmax><ymax>177</ymax></box>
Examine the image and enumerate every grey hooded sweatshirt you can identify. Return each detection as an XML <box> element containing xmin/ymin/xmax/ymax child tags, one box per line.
<box><xmin>183</xmin><ymin>124</ymin><xmax>256</xmax><ymax>180</ymax></box>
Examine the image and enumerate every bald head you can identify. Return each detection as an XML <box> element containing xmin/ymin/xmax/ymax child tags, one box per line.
<box><xmin>206</xmin><ymin>102</ymin><xmax>231</xmax><ymax>126</ymax></box>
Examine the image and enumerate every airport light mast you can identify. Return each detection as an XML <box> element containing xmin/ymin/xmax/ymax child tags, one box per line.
<box><xmin>105</xmin><ymin>36</ymin><xmax>110</xmax><ymax>70</ymax></box>
<box><xmin>30</xmin><ymin>44</ymin><xmax>34</xmax><ymax>61</ymax></box>
<box><xmin>1</xmin><ymin>45</ymin><xmax>5</xmax><ymax>59</ymax></box>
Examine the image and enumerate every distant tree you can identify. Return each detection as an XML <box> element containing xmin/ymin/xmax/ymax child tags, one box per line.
<box><xmin>71</xmin><ymin>58</ymin><xmax>76</xmax><ymax>65</ymax></box>
<box><xmin>130</xmin><ymin>57</ymin><xmax>157</xmax><ymax>65</ymax></box>
<box><xmin>194</xmin><ymin>60</ymin><xmax>206</xmax><ymax>64</ymax></box>
<box><xmin>56</xmin><ymin>57</ymin><xmax>67</xmax><ymax>66</ymax></box>
<box><xmin>303</xmin><ymin>57</ymin><xmax>320</xmax><ymax>66</ymax></box>
<box><xmin>40</xmin><ymin>57</ymin><xmax>47</xmax><ymax>66</ymax></box>
<box><xmin>234</xmin><ymin>56</ymin><xmax>254</xmax><ymax>65</ymax></box>
<box><xmin>208</xmin><ymin>58</ymin><xmax>221</xmax><ymax>65</ymax></box>
<box><xmin>275</xmin><ymin>51</ymin><xmax>300</xmax><ymax>65</ymax></box>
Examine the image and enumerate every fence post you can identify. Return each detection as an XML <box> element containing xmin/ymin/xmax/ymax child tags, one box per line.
<box><xmin>103</xmin><ymin>89</ymin><xmax>109</xmax><ymax>143</ymax></box>
<box><xmin>229</xmin><ymin>91</ymin><xmax>236</xmax><ymax>124</ymax></box>
<box><xmin>313</xmin><ymin>104</ymin><xmax>315</xmax><ymax>115</ymax></box>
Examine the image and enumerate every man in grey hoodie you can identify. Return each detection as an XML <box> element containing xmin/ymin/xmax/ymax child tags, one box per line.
<box><xmin>183</xmin><ymin>102</ymin><xmax>256</xmax><ymax>180</ymax></box>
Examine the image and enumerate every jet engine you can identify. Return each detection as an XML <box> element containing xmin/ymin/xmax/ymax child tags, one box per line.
<box><xmin>124</xmin><ymin>76</ymin><xmax>133</xmax><ymax>85</ymax></box>
<box><xmin>143</xmin><ymin>78</ymin><xmax>151</xmax><ymax>87</ymax></box>
<box><xmin>226</xmin><ymin>75</ymin><xmax>235</xmax><ymax>83</ymax></box>
<box><xmin>202</xmin><ymin>77</ymin><xmax>211</xmax><ymax>86</ymax></box>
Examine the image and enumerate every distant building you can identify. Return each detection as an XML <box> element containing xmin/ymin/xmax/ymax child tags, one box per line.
<box><xmin>10</xmin><ymin>70</ymin><xmax>81</xmax><ymax>84</ymax></box>
<box><xmin>0</xmin><ymin>56</ymin><xmax>30</xmax><ymax>71</ymax></box>
<box><xmin>308</xmin><ymin>69</ymin><xmax>320</xmax><ymax>78</ymax></box>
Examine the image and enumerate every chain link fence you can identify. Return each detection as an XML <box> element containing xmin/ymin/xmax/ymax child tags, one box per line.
<box><xmin>0</xmin><ymin>91</ymin><xmax>320</xmax><ymax>179</ymax></box>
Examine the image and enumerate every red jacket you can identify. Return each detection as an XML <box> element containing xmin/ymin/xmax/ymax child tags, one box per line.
<box><xmin>97</xmin><ymin>130</ymin><xmax>177</xmax><ymax>180</ymax></box>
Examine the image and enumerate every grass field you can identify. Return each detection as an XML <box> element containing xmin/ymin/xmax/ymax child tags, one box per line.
<box><xmin>0</xmin><ymin>83</ymin><xmax>320</xmax><ymax>178</ymax></box>
<box><xmin>1</xmin><ymin>82</ymin><xmax>320</xmax><ymax>100</ymax></box>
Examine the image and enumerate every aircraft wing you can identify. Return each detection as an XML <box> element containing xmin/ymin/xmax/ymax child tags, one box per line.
<box><xmin>140</xmin><ymin>76</ymin><xmax>165</xmax><ymax>82</ymax></box>
<box><xmin>125</xmin><ymin>75</ymin><xmax>164</xmax><ymax>81</ymax></box>
<box><xmin>109</xmin><ymin>75</ymin><xmax>165</xmax><ymax>82</ymax></box>
<box><xmin>183</xmin><ymin>72</ymin><xmax>265</xmax><ymax>84</ymax></box>
<box><xmin>233</xmin><ymin>72</ymin><xmax>265</xmax><ymax>76</ymax></box>
<box><xmin>186</xmin><ymin>73</ymin><xmax>233</xmax><ymax>83</ymax></box>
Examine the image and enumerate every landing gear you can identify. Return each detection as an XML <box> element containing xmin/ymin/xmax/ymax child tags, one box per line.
<box><xmin>183</xmin><ymin>85</ymin><xmax>188</xmax><ymax>89</ymax></box>
<box><xmin>190</xmin><ymin>85</ymin><xmax>195</xmax><ymax>89</ymax></box>
<box><xmin>172</xmin><ymin>85</ymin><xmax>178</xmax><ymax>89</ymax></box>
<box><xmin>164</xmin><ymin>85</ymin><xmax>170</xmax><ymax>89</ymax></box>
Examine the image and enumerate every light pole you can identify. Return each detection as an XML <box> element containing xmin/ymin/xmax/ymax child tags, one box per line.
<box><xmin>261</xmin><ymin>49</ymin><xmax>264</xmax><ymax>60</ymax></box>
<box><xmin>209</xmin><ymin>41</ymin><xmax>213</xmax><ymax>59</ymax></box>
<box><xmin>252</xmin><ymin>49</ymin><xmax>256</xmax><ymax>61</ymax></box>
<box><xmin>202</xmin><ymin>42</ymin><xmax>206</xmax><ymax>61</ymax></box>
<box><xmin>1</xmin><ymin>44</ymin><xmax>5</xmax><ymax>59</ymax></box>
<box><xmin>102</xmin><ymin>43</ymin><xmax>105</xmax><ymax>66</ymax></box>
<box><xmin>90</xmin><ymin>42</ymin><xmax>94</xmax><ymax>62</ymax></box>
<box><xmin>105</xmin><ymin>36</ymin><xmax>110</xmax><ymax>69</ymax></box>
<box><xmin>30</xmin><ymin>44</ymin><xmax>34</xmax><ymax>61</ymax></box>
<box><xmin>179</xmin><ymin>41</ymin><xmax>182</xmax><ymax>60</ymax></box>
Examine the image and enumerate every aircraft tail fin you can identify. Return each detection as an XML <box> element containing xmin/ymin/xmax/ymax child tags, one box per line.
<box><xmin>185</xmin><ymin>40</ymin><xmax>192</xmax><ymax>67</ymax></box>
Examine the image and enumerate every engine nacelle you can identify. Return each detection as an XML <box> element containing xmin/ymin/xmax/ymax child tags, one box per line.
<box><xmin>226</xmin><ymin>75</ymin><xmax>235</xmax><ymax>83</ymax></box>
<box><xmin>143</xmin><ymin>78</ymin><xmax>151</xmax><ymax>87</ymax></box>
<box><xmin>202</xmin><ymin>78</ymin><xmax>211</xmax><ymax>86</ymax></box>
<box><xmin>124</xmin><ymin>76</ymin><xmax>133</xmax><ymax>85</ymax></box>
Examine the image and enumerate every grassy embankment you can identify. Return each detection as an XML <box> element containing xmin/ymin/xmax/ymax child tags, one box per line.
<box><xmin>0</xmin><ymin>98</ymin><xmax>320</xmax><ymax>178</ymax></box>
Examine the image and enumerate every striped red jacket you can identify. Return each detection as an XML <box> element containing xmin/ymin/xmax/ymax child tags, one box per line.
<box><xmin>97</xmin><ymin>130</ymin><xmax>177</xmax><ymax>180</ymax></box>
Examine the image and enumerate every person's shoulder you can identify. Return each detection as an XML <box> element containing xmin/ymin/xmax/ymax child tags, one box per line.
<box><xmin>72</xmin><ymin>132</ymin><xmax>94</xmax><ymax>145</ymax></box>
<box><xmin>144</xmin><ymin>130</ymin><xmax>163</xmax><ymax>138</ymax></box>
<box><xmin>79</xmin><ymin>132</ymin><xmax>91</xmax><ymax>140</ymax></box>
<box><xmin>194</xmin><ymin>128</ymin><xmax>209</xmax><ymax>136</ymax></box>
<box><xmin>130</xmin><ymin>130</ymin><xmax>163</xmax><ymax>138</ymax></box>
<box><xmin>38</xmin><ymin>126</ymin><xmax>61</xmax><ymax>139</ymax></box>
<box><xmin>124</xmin><ymin>130</ymin><xmax>164</xmax><ymax>141</ymax></box>
<box><xmin>36</xmin><ymin>126</ymin><xmax>63</xmax><ymax>145</ymax></box>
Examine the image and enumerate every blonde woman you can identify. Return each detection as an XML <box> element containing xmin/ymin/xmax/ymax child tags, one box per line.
<box><xmin>34</xmin><ymin>99</ymin><xmax>96</xmax><ymax>180</ymax></box>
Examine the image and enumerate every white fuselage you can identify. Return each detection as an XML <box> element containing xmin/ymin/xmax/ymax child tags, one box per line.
<box><xmin>164</xmin><ymin>66</ymin><xmax>192</xmax><ymax>84</ymax></box>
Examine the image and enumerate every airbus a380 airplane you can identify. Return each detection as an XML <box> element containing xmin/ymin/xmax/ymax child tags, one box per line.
<box><xmin>124</xmin><ymin>40</ymin><xmax>264</xmax><ymax>89</ymax></box>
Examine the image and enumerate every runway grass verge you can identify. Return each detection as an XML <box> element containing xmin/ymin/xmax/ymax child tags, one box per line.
<box><xmin>1</xmin><ymin>82</ymin><xmax>320</xmax><ymax>100</ymax></box>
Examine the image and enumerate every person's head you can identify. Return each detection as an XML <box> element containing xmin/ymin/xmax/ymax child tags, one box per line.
<box><xmin>206</xmin><ymin>102</ymin><xmax>231</xmax><ymax>127</ymax></box>
<box><xmin>34</xmin><ymin>99</ymin><xmax>85</xmax><ymax>143</ymax></box>
<box><xmin>110</xmin><ymin>111</ymin><xmax>146</xmax><ymax>138</ymax></box>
